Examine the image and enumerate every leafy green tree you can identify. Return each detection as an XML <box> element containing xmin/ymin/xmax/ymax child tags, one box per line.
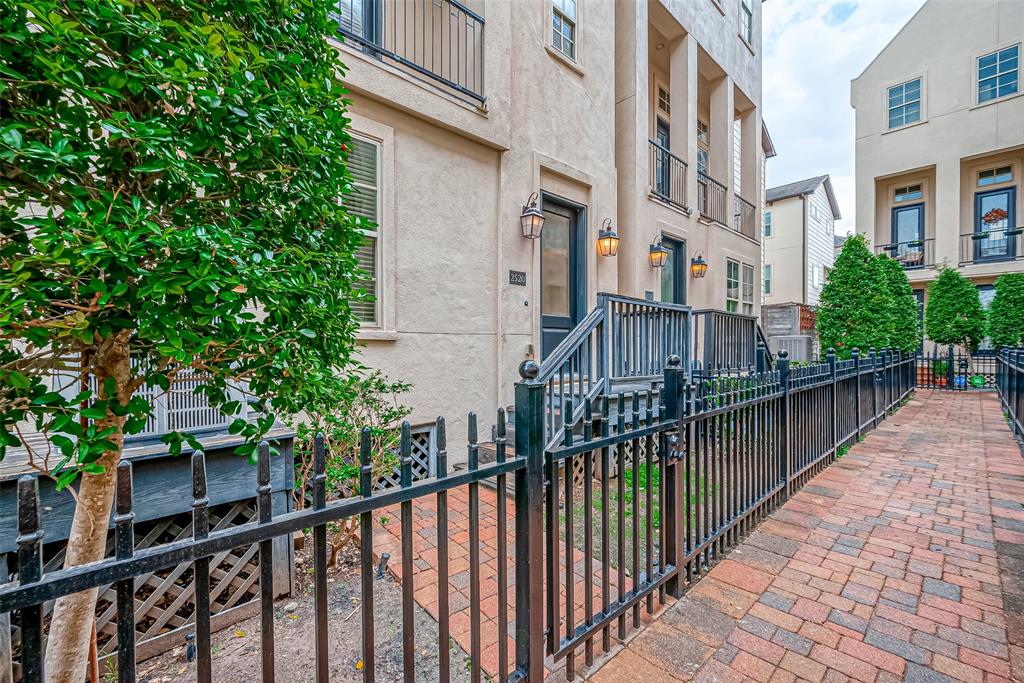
<box><xmin>989</xmin><ymin>273</ymin><xmax>1024</xmax><ymax>348</ymax></box>
<box><xmin>816</xmin><ymin>234</ymin><xmax>892</xmax><ymax>358</ymax></box>
<box><xmin>925</xmin><ymin>267</ymin><xmax>986</xmax><ymax>355</ymax></box>
<box><xmin>876</xmin><ymin>254</ymin><xmax>922</xmax><ymax>353</ymax></box>
<box><xmin>1</xmin><ymin>1</ymin><xmax>362</xmax><ymax>676</ymax></box>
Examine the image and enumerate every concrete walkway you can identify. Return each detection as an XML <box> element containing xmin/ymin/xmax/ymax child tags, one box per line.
<box><xmin>592</xmin><ymin>390</ymin><xmax>1024</xmax><ymax>683</ymax></box>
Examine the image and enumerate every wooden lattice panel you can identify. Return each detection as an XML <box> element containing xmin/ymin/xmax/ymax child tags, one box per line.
<box><xmin>373</xmin><ymin>425</ymin><xmax>435</xmax><ymax>490</ymax></box>
<box><xmin>8</xmin><ymin>499</ymin><xmax>263</xmax><ymax>675</ymax></box>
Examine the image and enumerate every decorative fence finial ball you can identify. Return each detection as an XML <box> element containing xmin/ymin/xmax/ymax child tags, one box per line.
<box><xmin>777</xmin><ymin>349</ymin><xmax>789</xmax><ymax>360</ymax></box>
<box><xmin>828</xmin><ymin>347</ymin><xmax>836</xmax><ymax>355</ymax></box>
<box><xmin>667</xmin><ymin>354</ymin><xmax>682</xmax><ymax>367</ymax></box>
<box><xmin>519</xmin><ymin>359</ymin><xmax>540</xmax><ymax>380</ymax></box>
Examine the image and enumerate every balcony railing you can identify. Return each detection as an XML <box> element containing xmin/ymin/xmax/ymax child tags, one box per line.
<box><xmin>697</xmin><ymin>171</ymin><xmax>727</xmax><ymax>225</ymax></box>
<box><xmin>959</xmin><ymin>228</ymin><xmax>1024</xmax><ymax>266</ymax></box>
<box><xmin>876</xmin><ymin>238</ymin><xmax>935</xmax><ymax>270</ymax></box>
<box><xmin>649</xmin><ymin>139</ymin><xmax>688</xmax><ymax>209</ymax></box>
<box><xmin>333</xmin><ymin>0</ymin><xmax>485</xmax><ymax>102</ymax></box>
<box><xmin>733</xmin><ymin>194</ymin><xmax>757</xmax><ymax>241</ymax></box>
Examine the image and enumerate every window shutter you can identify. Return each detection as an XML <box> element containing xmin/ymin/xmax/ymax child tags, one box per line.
<box><xmin>346</xmin><ymin>137</ymin><xmax>380</xmax><ymax>324</ymax></box>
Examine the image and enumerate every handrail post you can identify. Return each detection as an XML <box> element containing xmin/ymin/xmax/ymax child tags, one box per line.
<box><xmin>777</xmin><ymin>350</ymin><xmax>791</xmax><ymax>500</ymax></box>
<box><xmin>597</xmin><ymin>293</ymin><xmax>610</xmax><ymax>389</ymax></box>
<box><xmin>662</xmin><ymin>355</ymin><xmax>686</xmax><ymax>598</ymax></box>
<box><xmin>514</xmin><ymin>361</ymin><xmax>545</xmax><ymax>682</ymax></box>
<box><xmin>827</xmin><ymin>348</ymin><xmax>838</xmax><ymax>456</ymax></box>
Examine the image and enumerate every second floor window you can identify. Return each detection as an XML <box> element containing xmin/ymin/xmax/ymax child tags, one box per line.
<box><xmin>895</xmin><ymin>184</ymin><xmax>923</xmax><ymax>202</ymax></box>
<box><xmin>552</xmin><ymin>0</ymin><xmax>577</xmax><ymax>60</ymax></box>
<box><xmin>979</xmin><ymin>166</ymin><xmax>1013</xmax><ymax>187</ymax></box>
<box><xmin>979</xmin><ymin>44</ymin><xmax>1019</xmax><ymax>103</ymax></box>
<box><xmin>348</xmin><ymin>136</ymin><xmax>381</xmax><ymax>325</ymax></box>
<box><xmin>740</xmin><ymin>0</ymin><xmax>753</xmax><ymax>44</ymax></box>
<box><xmin>697</xmin><ymin>120</ymin><xmax>710</xmax><ymax>175</ymax></box>
<box><xmin>887</xmin><ymin>78</ymin><xmax>921</xmax><ymax>129</ymax></box>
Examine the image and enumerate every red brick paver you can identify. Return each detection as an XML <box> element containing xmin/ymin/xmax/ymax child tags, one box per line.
<box><xmin>593</xmin><ymin>390</ymin><xmax>1024</xmax><ymax>682</ymax></box>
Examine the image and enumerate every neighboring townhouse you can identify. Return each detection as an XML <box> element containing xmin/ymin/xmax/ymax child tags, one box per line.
<box><xmin>337</xmin><ymin>0</ymin><xmax>767</xmax><ymax>441</ymax></box>
<box><xmin>762</xmin><ymin>175</ymin><xmax>842</xmax><ymax>307</ymax></box>
<box><xmin>852</xmin><ymin>0</ymin><xmax>1024</xmax><ymax>346</ymax></box>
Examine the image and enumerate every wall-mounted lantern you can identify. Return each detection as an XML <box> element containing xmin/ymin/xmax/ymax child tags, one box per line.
<box><xmin>520</xmin><ymin>192</ymin><xmax>545</xmax><ymax>239</ymax></box>
<box><xmin>649</xmin><ymin>237</ymin><xmax>670</xmax><ymax>268</ymax></box>
<box><xmin>597</xmin><ymin>218</ymin><xmax>620</xmax><ymax>257</ymax></box>
<box><xmin>690</xmin><ymin>250</ymin><xmax>708</xmax><ymax>278</ymax></box>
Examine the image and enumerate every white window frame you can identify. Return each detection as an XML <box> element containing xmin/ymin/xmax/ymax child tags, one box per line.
<box><xmin>348</xmin><ymin>115</ymin><xmax>397</xmax><ymax>339</ymax></box>
<box><xmin>726</xmin><ymin>258</ymin><xmax>740</xmax><ymax>312</ymax></box>
<box><xmin>551</xmin><ymin>0</ymin><xmax>577</xmax><ymax>62</ymax></box>
<box><xmin>977</xmin><ymin>43</ymin><xmax>1020</xmax><ymax>104</ymax></box>
<box><xmin>739</xmin><ymin>0</ymin><xmax>754</xmax><ymax>47</ymax></box>
<box><xmin>763</xmin><ymin>264</ymin><xmax>773</xmax><ymax>295</ymax></box>
<box><xmin>894</xmin><ymin>184</ymin><xmax>923</xmax><ymax>202</ymax></box>
<box><xmin>348</xmin><ymin>134</ymin><xmax>382</xmax><ymax>327</ymax></box>
<box><xmin>741</xmin><ymin>263</ymin><xmax>755</xmax><ymax>314</ymax></box>
<box><xmin>764</xmin><ymin>210</ymin><xmax>772</xmax><ymax>237</ymax></box>
<box><xmin>697</xmin><ymin>120</ymin><xmax>710</xmax><ymax>176</ymax></box>
<box><xmin>887</xmin><ymin>77</ymin><xmax>922</xmax><ymax>130</ymax></box>
<box><xmin>978</xmin><ymin>165</ymin><xmax>1013</xmax><ymax>188</ymax></box>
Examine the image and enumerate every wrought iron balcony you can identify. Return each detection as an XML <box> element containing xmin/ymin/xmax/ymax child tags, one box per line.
<box><xmin>959</xmin><ymin>228</ymin><xmax>1024</xmax><ymax>266</ymax></box>
<box><xmin>649</xmin><ymin>139</ymin><xmax>688</xmax><ymax>210</ymax></box>
<box><xmin>697</xmin><ymin>171</ymin><xmax>727</xmax><ymax>225</ymax></box>
<box><xmin>333</xmin><ymin>0</ymin><xmax>485</xmax><ymax>102</ymax></box>
<box><xmin>733</xmin><ymin>194</ymin><xmax>757</xmax><ymax>241</ymax></box>
<box><xmin>875</xmin><ymin>238</ymin><xmax>935</xmax><ymax>270</ymax></box>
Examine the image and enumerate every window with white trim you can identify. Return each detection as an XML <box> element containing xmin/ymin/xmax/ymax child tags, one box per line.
<box><xmin>887</xmin><ymin>78</ymin><xmax>921</xmax><ymax>129</ymax></box>
<box><xmin>697</xmin><ymin>120</ymin><xmax>710</xmax><ymax>175</ymax></box>
<box><xmin>740</xmin><ymin>0</ymin><xmax>753</xmax><ymax>44</ymax></box>
<box><xmin>764</xmin><ymin>210</ymin><xmax>772</xmax><ymax>237</ymax></box>
<box><xmin>742</xmin><ymin>263</ymin><xmax>755</xmax><ymax>314</ymax></box>
<box><xmin>894</xmin><ymin>184</ymin><xmax>923</xmax><ymax>202</ymax></box>
<box><xmin>552</xmin><ymin>0</ymin><xmax>577</xmax><ymax>60</ymax></box>
<box><xmin>764</xmin><ymin>264</ymin><xmax>773</xmax><ymax>294</ymax></box>
<box><xmin>657</xmin><ymin>86</ymin><xmax>670</xmax><ymax>116</ymax></box>
<box><xmin>726</xmin><ymin>259</ymin><xmax>740</xmax><ymax>312</ymax></box>
<box><xmin>978</xmin><ymin>44</ymin><xmax>1019</xmax><ymax>103</ymax></box>
<box><xmin>347</xmin><ymin>136</ymin><xmax>380</xmax><ymax>325</ymax></box>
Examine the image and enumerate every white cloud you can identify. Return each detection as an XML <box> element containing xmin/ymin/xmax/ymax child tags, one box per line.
<box><xmin>763</xmin><ymin>0</ymin><xmax>926</xmax><ymax>234</ymax></box>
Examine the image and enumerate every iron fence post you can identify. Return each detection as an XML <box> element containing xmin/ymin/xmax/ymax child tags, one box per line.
<box><xmin>662</xmin><ymin>355</ymin><xmax>686</xmax><ymax>598</ymax></box>
<box><xmin>777</xmin><ymin>350</ymin><xmax>791</xmax><ymax>499</ymax></box>
<box><xmin>1015</xmin><ymin>351</ymin><xmax>1023</xmax><ymax>437</ymax></box>
<box><xmin>756</xmin><ymin>341</ymin><xmax>767</xmax><ymax>373</ymax></box>
<box><xmin>946</xmin><ymin>345</ymin><xmax>955</xmax><ymax>389</ymax></box>
<box><xmin>514</xmin><ymin>361</ymin><xmax>545</xmax><ymax>682</ymax></box>
<box><xmin>869</xmin><ymin>348</ymin><xmax>878</xmax><ymax>426</ymax></box>
<box><xmin>827</xmin><ymin>348</ymin><xmax>837</xmax><ymax>456</ymax></box>
<box><xmin>852</xmin><ymin>348</ymin><xmax>862</xmax><ymax>439</ymax></box>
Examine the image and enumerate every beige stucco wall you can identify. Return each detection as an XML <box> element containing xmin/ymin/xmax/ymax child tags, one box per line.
<box><xmin>337</xmin><ymin>0</ymin><xmax>763</xmax><ymax>446</ymax></box>
<box><xmin>763</xmin><ymin>196</ymin><xmax>805</xmax><ymax>305</ymax></box>
<box><xmin>852</xmin><ymin>0</ymin><xmax>1024</xmax><ymax>298</ymax></box>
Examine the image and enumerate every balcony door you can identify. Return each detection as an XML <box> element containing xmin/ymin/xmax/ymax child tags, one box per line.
<box><xmin>890</xmin><ymin>203</ymin><xmax>924</xmax><ymax>268</ymax></box>
<box><xmin>655</xmin><ymin>119</ymin><xmax>671</xmax><ymax>197</ymax></box>
<box><xmin>540</xmin><ymin>194</ymin><xmax>586</xmax><ymax>359</ymax></box>
<box><xmin>974</xmin><ymin>187</ymin><xmax>1016</xmax><ymax>262</ymax></box>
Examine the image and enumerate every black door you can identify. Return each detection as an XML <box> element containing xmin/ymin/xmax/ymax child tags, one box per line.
<box><xmin>890</xmin><ymin>203</ymin><xmax>924</xmax><ymax>268</ymax></box>
<box><xmin>655</xmin><ymin>119</ymin><xmax>671</xmax><ymax>197</ymax></box>
<box><xmin>974</xmin><ymin>187</ymin><xmax>1016</xmax><ymax>262</ymax></box>
<box><xmin>540</xmin><ymin>195</ymin><xmax>586</xmax><ymax>359</ymax></box>
<box><xmin>659</xmin><ymin>237</ymin><xmax>686</xmax><ymax>304</ymax></box>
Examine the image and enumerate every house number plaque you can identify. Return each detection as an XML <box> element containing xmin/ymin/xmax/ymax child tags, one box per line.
<box><xmin>509</xmin><ymin>270</ymin><xmax>527</xmax><ymax>286</ymax></box>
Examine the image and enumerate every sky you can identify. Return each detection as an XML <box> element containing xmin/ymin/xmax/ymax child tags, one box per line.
<box><xmin>763</xmin><ymin>0</ymin><xmax>927</xmax><ymax>235</ymax></box>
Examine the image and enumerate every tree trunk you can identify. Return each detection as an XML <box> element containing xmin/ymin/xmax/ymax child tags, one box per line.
<box><xmin>44</xmin><ymin>335</ymin><xmax>132</xmax><ymax>683</ymax></box>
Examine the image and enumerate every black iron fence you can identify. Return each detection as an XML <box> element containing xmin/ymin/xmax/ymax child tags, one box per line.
<box><xmin>692</xmin><ymin>308</ymin><xmax>757</xmax><ymax>371</ymax></box>
<box><xmin>697</xmin><ymin>171</ymin><xmax>727</xmax><ymax>225</ymax></box>
<box><xmin>959</xmin><ymin>227</ymin><xmax>1024</xmax><ymax>266</ymax></box>
<box><xmin>997</xmin><ymin>349</ymin><xmax>1024</xmax><ymax>439</ymax></box>
<box><xmin>649</xmin><ymin>139</ymin><xmax>688</xmax><ymax>210</ymax></box>
<box><xmin>333</xmin><ymin>0</ymin><xmax>485</xmax><ymax>102</ymax></box>
<box><xmin>874</xmin><ymin>238</ymin><xmax>935</xmax><ymax>270</ymax></box>
<box><xmin>733</xmin><ymin>194</ymin><xmax>757</xmax><ymax>241</ymax></box>
<box><xmin>916</xmin><ymin>347</ymin><xmax>998</xmax><ymax>391</ymax></box>
<box><xmin>1</xmin><ymin>349</ymin><xmax>915</xmax><ymax>682</ymax></box>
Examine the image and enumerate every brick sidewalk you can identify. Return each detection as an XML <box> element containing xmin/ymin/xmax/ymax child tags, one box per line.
<box><xmin>592</xmin><ymin>390</ymin><xmax>1024</xmax><ymax>683</ymax></box>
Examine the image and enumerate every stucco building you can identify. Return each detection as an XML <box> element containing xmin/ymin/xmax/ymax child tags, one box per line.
<box><xmin>337</xmin><ymin>0</ymin><xmax>768</xmax><ymax>437</ymax></box>
<box><xmin>763</xmin><ymin>175</ymin><xmax>842</xmax><ymax>307</ymax></box>
<box><xmin>852</xmin><ymin>0</ymin><xmax>1024</xmax><ymax>337</ymax></box>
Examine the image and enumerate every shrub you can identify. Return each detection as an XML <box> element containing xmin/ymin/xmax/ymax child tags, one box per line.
<box><xmin>817</xmin><ymin>235</ymin><xmax>891</xmax><ymax>358</ymax></box>
<box><xmin>989</xmin><ymin>273</ymin><xmax>1024</xmax><ymax>348</ymax></box>
<box><xmin>1</xmin><ymin>1</ymin><xmax>361</xmax><ymax>675</ymax></box>
<box><xmin>925</xmin><ymin>267</ymin><xmax>986</xmax><ymax>352</ymax></box>
<box><xmin>876</xmin><ymin>254</ymin><xmax>922</xmax><ymax>353</ymax></box>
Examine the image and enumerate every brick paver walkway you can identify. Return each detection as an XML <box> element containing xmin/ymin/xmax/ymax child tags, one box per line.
<box><xmin>593</xmin><ymin>390</ymin><xmax>1024</xmax><ymax>683</ymax></box>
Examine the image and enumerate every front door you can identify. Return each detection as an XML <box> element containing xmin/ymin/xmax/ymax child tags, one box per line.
<box><xmin>659</xmin><ymin>237</ymin><xmax>686</xmax><ymax>304</ymax></box>
<box><xmin>540</xmin><ymin>195</ymin><xmax>586</xmax><ymax>359</ymax></box>
<box><xmin>974</xmin><ymin>187</ymin><xmax>1016</xmax><ymax>262</ymax></box>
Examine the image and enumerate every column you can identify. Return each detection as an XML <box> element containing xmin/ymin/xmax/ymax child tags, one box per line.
<box><xmin>669</xmin><ymin>32</ymin><xmax>698</xmax><ymax>210</ymax></box>
<box><xmin>709</xmin><ymin>75</ymin><xmax>735</xmax><ymax>225</ymax></box>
